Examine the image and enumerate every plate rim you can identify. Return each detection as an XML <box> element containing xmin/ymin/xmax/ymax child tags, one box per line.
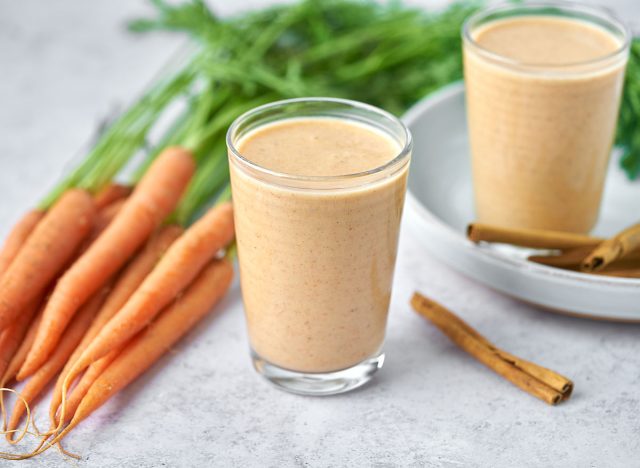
<box><xmin>402</xmin><ymin>81</ymin><xmax>640</xmax><ymax>291</ymax></box>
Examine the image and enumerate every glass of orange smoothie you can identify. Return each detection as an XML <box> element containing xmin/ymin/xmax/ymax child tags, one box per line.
<box><xmin>463</xmin><ymin>2</ymin><xmax>630</xmax><ymax>233</ymax></box>
<box><xmin>227</xmin><ymin>98</ymin><xmax>411</xmax><ymax>395</ymax></box>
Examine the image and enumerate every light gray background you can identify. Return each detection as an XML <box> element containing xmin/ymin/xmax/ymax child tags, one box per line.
<box><xmin>1</xmin><ymin>1</ymin><xmax>639</xmax><ymax>467</ymax></box>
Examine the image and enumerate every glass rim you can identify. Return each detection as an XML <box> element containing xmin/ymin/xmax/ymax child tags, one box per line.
<box><xmin>462</xmin><ymin>1</ymin><xmax>631</xmax><ymax>71</ymax></box>
<box><xmin>226</xmin><ymin>97</ymin><xmax>412</xmax><ymax>185</ymax></box>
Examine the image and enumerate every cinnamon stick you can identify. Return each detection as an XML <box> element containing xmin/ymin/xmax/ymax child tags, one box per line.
<box><xmin>529</xmin><ymin>246</ymin><xmax>595</xmax><ymax>268</ymax></box>
<box><xmin>593</xmin><ymin>267</ymin><xmax>640</xmax><ymax>279</ymax></box>
<box><xmin>582</xmin><ymin>222</ymin><xmax>640</xmax><ymax>272</ymax></box>
<box><xmin>529</xmin><ymin>246</ymin><xmax>640</xmax><ymax>269</ymax></box>
<box><xmin>411</xmin><ymin>292</ymin><xmax>573</xmax><ymax>405</ymax></box>
<box><xmin>467</xmin><ymin>223</ymin><xmax>600</xmax><ymax>250</ymax></box>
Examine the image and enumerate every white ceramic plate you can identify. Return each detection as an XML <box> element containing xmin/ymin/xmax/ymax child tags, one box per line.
<box><xmin>403</xmin><ymin>82</ymin><xmax>640</xmax><ymax>321</ymax></box>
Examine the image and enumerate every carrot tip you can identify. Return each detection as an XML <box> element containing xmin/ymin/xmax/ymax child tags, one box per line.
<box><xmin>15</xmin><ymin>362</ymin><xmax>34</xmax><ymax>383</ymax></box>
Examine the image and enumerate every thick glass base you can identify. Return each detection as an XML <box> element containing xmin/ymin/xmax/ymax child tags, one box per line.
<box><xmin>251</xmin><ymin>350</ymin><xmax>385</xmax><ymax>396</ymax></box>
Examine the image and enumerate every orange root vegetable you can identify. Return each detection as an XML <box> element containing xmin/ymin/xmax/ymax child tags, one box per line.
<box><xmin>71</xmin><ymin>200</ymin><xmax>126</xmax><ymax>262</ymax></box>
<box><xmin>92</xmin><ymin>198</ymin><xmax>126</xmax><ymax>235</ymax></box>
<box><xmin>0</xmin><ymin>210</ymin><xmax>45</xmax><ymax>277</ymax></box>
<box><xmin>0</xmin><ymin>299</ymin><xmax>41</xmax><ymax>433</ymax></box>
<box><xmin>93</xmin><ymin>184</ymin><xmax>132</xmax><ymax>210</ymax></box>
<box><xmin>58</xmin><ymin>351</ymin><xmax>118</xmax><ymax>425</ymax></box>
<box><xmin>0</xmin><ymin>208</ymin><xmax>46</xmax><ymax>380</ymax></box>
<box><xmin>70</xmin><ymin>202</ymin><xmax>233</xmax><ymax>378</ymax></box>
<box><xmin>0</xmin><ymin>307</ymin><xmax>42</xmax><ymax>435</ymax></box>
<box><xmin>0</xmin><ymin>190</ymin><xmax>95</xmax><ymax>330</ymax></box>
<box><xmin>1</xmin><ymin>312</ymin><xmax>42</xmax><ymax>386</ymax></box>
<box><xmin>0</xmin><ymin>300</ymin><xmax>40</xmax><ymax>382</ymax></box>
<box><xmin>16</xmin><ymin>284</ymin><xmax>110</xmax><ymax>384</ymax></box>
<box><xmin>21</xmin><ymin>148</ymin><xmax>195</xmax><ymax>377</ymax></box>
<box><xmin>15</xmin><ymin>200</ymin><xmax>123</xmax><ymax>382</ymax></box>
<box><xmin>6</xmin><ymin>286</ymin><xmax>109</xmax><ymax>442</ymax></box>
<box><xmin>56</xmin><ymin>258</ymin><xmax>233</xmax><ymax>442</ymax></box>
<box><xmin>49</xmin><ymin>225</ymin><xmax>183</xmax><ymax>423</ymax></box>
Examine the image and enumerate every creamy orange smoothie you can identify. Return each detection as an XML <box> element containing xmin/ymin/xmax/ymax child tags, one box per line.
<box><xmin>229</xmin><ymin>109</ymin><xmax>410</xmax><ymax>379</ymax></box>
<box><xmin>464</xmin><ymin>7</ymin><xmax>629</xmax><ymax>232</ymax></box>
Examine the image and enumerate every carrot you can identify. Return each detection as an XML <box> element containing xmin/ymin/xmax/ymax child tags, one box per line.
<box><xmin>0</xmin><ymin>210</ymin><xmax>45</xmax><ymax>278</ymax></box>
<box><xmin>8</xmin><ymin>196</ymin><xmax>122</xmax><ymax>385</ymax></box>
<box><xmin>68</xmin><ymin>202</ymin><xmax>233</xmax><ymax>381</ymax></box>
<box><xmin>1</xmin><ymin>312</ymin><xmax>42</xmax><ymax>387</ymax></box>
<box><xmin>0</xmin><ymin>208</ymin><xmax>47</xmax><ymax>380</ymax></box>
<box><xmin>0</xmin><ymin>190</ymin><xmax>95</xmax><ymax>331</ymax></box>
<box><xmin>49</xmin><ymin>225</ymin><xmax>183</xmax><ymax>423</ymax></box>
<box><xmin>93</xmin><ymin>184</ymin><xmax>132</xmax><ymax>210</ymax></box>
<box><xmin>57</xmin><ymin>351</ymin><xmax>118</xmax><ymax>426</ymax></box>
<box><xmin>13</xmin><ymin>199</ymin><xmax>125</xmax><ymax>383</ymax></box>
<box><xmin>54</xmin><ymin>258</ymin><xmax>233</xmax><ymax>443</ymax></box>
<box><xmin>0</xmin><ymin>301</ymin><xmax>40</xmax><ymax>383</ymax></box>
<box><xmin>0</xmin><ymin>299</ymin><xmax>40</xmax><ymax>433</ymax></box>
<box><xmin>68</xmin><ymin>199</ymin><xmax>126</xmax><ymax>265</ymax></box>
<box><xmin>5</xmin><ymin>285</ymin><xmax>109</xmax><ymax>442</ymax></box>
<box><xmin>20</xmin><ymin>148</ymin><xmax>195</xmax><ymax>377</ymax></box>
<box><xmin>0</xmin><ymin>308</ymin><xmax>42</xmax><ymax>436</ymax></box>
<box><xmin>92</xmin><ymin>198</ymin><xmax>126</xmax><ymax>235</ymax></box>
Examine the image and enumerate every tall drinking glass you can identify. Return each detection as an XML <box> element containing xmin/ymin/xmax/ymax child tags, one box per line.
<box><xmin>227</xmin><ymin>98</ymin><xmax>411</xmax><ymax>395</ymax></box>
<box><xmin>463</xmin><ymin>2</ymin><xmax>630</xmax><ymax>232</ymax></box>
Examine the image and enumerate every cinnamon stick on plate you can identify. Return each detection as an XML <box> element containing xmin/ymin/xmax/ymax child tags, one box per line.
<box><xmin>411</xmin><ymin>292</ymin><xmax>573</xmax><ymax>405</ymax></box>
<box><xmin>467</xmin><ymin>222</ymin><xmax>601</xmax><ymax>249</ymax></box>
<box><xmin>529</xmin><ymin>247</ymin><xmax>640</xmax><ymax>270</ymax></box>
<box><xmin>529</xmin><ymin>246</ymin><xmax>598</xmax><ymax>268</ymax></box>
<box><xmin>592</xmin><ymin>267</ymin><xmax>640</xmax><ymax>279</ymax></box>
<box><xmin>582</xmin><ymin>222</ymin><xmax>640</xmax><ymax>272</ymax></box>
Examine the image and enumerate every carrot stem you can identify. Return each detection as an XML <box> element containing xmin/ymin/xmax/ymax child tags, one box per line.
<box><xmin>39</xmin><ymin>64</ymin><xmax>197</xmax><ymax>209</ymax></box>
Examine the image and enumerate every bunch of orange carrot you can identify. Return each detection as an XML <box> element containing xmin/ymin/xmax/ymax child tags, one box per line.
<box><xmin>0</xmin><ymin>147</ymin><xmax>235</xmax><ymax>460</ymax></box>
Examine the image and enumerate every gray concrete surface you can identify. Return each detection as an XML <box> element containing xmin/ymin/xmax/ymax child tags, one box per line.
<box><xmin>1</xmin><ymin>1</ymin><xmax>639</xmax><ymax>466</ymax></box>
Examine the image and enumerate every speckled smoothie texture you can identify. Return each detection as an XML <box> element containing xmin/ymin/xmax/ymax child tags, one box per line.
<box><xmin>465</xmin><ymin>16</ymin><xmax>627</xmax><ymax>233</ymax></box>
<box><xmin>230</xmin><ymin>118</ymin><xmax>408</xmax><ymax>373</ymax></box>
